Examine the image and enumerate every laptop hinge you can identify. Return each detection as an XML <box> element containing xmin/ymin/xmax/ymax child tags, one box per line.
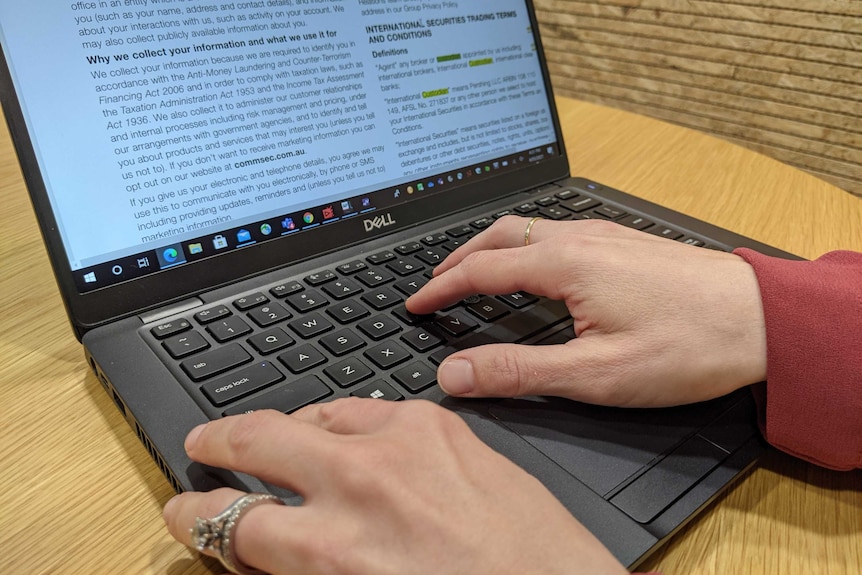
<box><xmin>139</xmin><ymin>297</ymin><xmax>204</xmax><ymax>325</ymax></box>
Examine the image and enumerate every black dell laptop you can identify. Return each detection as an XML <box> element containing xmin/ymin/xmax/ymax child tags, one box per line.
<box><xmin>0</xmin><ymin>1</ymin><xmax>789</xmax><ymax>568</ymax></box>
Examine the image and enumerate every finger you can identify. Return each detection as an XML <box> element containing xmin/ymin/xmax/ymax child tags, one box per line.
<box><xmin>407</xmin><ymin>241</ymin><xmax>569</xmax><ymax>315</ymax></box>
<box><xmin>185</xmin><ymin>410</ymin><xmax>334</xmax><ymax>492</ymax></box>
<box><xmin>434</xmin><ymin>215</ymin><xmax>565</xmax><ymax>276</ymax></box>
<box><xmin>435</xmin><ymin>216</ymin><xmax>664</xmax><ymax>277</ymax></box>
<box><xmin>436</xmin><ymin>338</ymin><xmax>633</xmax><ymax>405</ymax></box>
<box><xmin>162</xmin><ymin>487</ymin><xmax>250</xmax><ymax>558</ymax></box>
<box><xmin>163</xmin><ymin>488</ymin><xmax>294</xmax><ymax>575</ymax></box>
<box><xmin>290</xmin><ymin>396</ymin><xmax>403</xmax><ymax>435</ymax></box>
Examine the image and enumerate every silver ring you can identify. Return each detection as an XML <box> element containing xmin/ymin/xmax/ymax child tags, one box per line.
<box><xmin>191</xmin><ymin>493</ymin><xmax>284</xmax><ymax>575</ymax></box>
<box><xmin>524</xmin><ymin>216</ymin><xmax>541</xmax><ymax>246</ymax></box>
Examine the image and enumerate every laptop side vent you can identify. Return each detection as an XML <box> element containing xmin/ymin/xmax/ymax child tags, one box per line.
<box><xmin>87</xmin><ymin>354</ymin><xmax>183</xmax><ymax>493</ymax></box>
<box><xmin>133</xmin><ymin>422</ymin><xmax>183</xmax><ymax>493</ymax></box>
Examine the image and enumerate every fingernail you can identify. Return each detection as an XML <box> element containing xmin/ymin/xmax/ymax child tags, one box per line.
<box><xmin>185</xmin><ymin>424</ymin><xmax>205</xmax><ymax>451</ymax></box>
<box><xmin>439</xmin><ymin>358</ymin><xmax>475</xmax><ymax>395</ymax></box>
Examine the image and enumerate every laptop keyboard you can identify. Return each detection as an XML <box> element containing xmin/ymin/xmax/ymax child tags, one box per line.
<box><xmin>147</xmin><ymin>184</ymin><xmax>717</xmax><ymax>418</ymax></box>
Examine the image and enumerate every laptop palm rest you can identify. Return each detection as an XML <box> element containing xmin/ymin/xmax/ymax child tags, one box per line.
<box><xmin>487</xmin><ymin>391</ymin><xmax>756</xmax><ymax>523</ymax></box>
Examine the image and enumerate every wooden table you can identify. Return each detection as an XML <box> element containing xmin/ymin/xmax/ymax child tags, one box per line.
<box><xmin>1</xmin><ymin>97</ymin><xmax>860</xmax><ymax>574</ymax></box>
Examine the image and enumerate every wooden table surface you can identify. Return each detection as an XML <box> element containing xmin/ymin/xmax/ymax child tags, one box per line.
<box><xmin>1</xmin><ymin>96</ymin><xmax>860</xmax><ymax>574</ymax></box>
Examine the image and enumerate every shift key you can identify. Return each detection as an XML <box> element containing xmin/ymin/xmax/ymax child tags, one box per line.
<box><xmin>202</xmin><ymin>361</ymin><xmax>284</xmax><ymax>407</ymax></box>
<box><xmin>223</xmin><ymin>375</ymin><xmax>333</xmax><ymax>416</ymax></box>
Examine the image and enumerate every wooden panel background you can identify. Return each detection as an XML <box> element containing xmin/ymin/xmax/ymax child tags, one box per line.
<box><xmin>534</xmin><ymin>0</ymin><xmax>862</xmax><ymax>197</ymax></box>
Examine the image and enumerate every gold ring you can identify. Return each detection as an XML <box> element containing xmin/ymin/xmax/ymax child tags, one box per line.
<box><xmin>524</xmin><ymin>216</ymin><xmax>541</xmax><ymax>246</ymax></box>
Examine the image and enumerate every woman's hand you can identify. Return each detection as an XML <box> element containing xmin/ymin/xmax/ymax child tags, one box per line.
<box><xmin>407</xmin><ymin>216</ymin><xmax>767</xmax><ymax>407</ymax></box>
<box><xmin>163</xmin><ymin>400</ymin><xmax>628</xmax><ymax>575</ymax></box>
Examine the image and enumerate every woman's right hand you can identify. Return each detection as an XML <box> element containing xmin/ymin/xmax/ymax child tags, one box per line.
<box><xmin>407</xmin><ymin>216</ymin><xmax>767</xmax><ymax>407</ymax></box>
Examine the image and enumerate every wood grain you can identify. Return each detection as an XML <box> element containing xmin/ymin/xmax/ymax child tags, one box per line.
<box><xmin>535</xmin><ymin>0</ymin><xmax>862</xmax><ymax>197</ymax></box>
<box><xmin>0</xmin><ymin>97</ymin><xmax>860</xmax><ymax>574</ymax></box>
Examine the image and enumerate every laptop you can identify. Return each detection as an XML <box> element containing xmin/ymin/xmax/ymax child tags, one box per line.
<box><xmin>0</xmin><ymin>1</ymin><xmax>793</xmax><ymax>569</ymax></box>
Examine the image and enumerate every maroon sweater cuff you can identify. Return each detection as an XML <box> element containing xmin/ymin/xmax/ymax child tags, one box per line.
<box><xmin>734</xmin><ymin>249</ymin><xmax>862</xmax><ymax>470</ymax></box>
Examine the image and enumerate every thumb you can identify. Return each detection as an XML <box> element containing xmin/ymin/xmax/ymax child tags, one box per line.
<box><xmin>437</xmin><ymin>340</ymin><xmax>619</xmax><ymax>402</ymax></box>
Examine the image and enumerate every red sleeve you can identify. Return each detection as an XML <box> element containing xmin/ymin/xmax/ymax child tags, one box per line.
<box><xmin>734</xmin><ymin>249</ymin><xmax>862</xmax><ymax>470</ymax></box>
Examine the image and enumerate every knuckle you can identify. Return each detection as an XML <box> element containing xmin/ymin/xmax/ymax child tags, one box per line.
<box><xmin>580</xmin><ymin>218</ymin><xmax>621</xmax><ymax>234</ymax></box>
<box><xmin>314</xmin><ymin>398</ymin><xmax>344</xmax><ymax>427</ymax></box>
<box><xmin>496</xmin><ymin>214</ymin><xmax>524</xmax><ymax>231</ymax></box>
<box><xmin>480</xmin><ymin>347</ymin><xmax>529</xmax><ymax>395</ymax></box>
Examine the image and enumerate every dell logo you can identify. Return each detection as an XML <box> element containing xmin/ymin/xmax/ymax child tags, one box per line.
<box><xmin>364</xmin><ymin>214</ymin><xmax>397</xmax><ymax>232</ymax></box>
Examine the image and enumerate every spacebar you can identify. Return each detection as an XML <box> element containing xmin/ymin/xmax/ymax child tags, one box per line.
<box><xmin>430</xmin><ymin>299</ymin><xmax>570</xmax><ymax>364</ymax></box>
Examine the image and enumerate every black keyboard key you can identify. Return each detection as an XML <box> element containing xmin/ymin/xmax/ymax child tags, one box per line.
<box><xmin>535</xmin><ymin>196</ymin><xmax>558</xmax><ymax>207</ymax></box>
<box><xmin>322</xmin><ymin>278</ymin><xmax>363</xmax><ymax>300</ymax></box>
<box><xmin>234</xmin><ymin>292</ymin><xmax>269</xmax><ymax>311</ymax></box>
<box><xmin>278</xmin><ymin>343</ymin><xmax>327</xmax><ymax>373</ymax></box>
<box><xmin>441</xmin><ymin>238</ymin><xmax>467</xmax><ymax>252</ymax></box>
<box><xmin>593</xmin><ymin>205</ymin><xmax>628</xmax><ymax>220</ymax></box>
<box><xmin>285</xmin><ymin>289</ymin><xmax>329</xmax><ymax>313</ymax></box>
<box><xmin>470</xmin><ymin>216</ymin><xmax>494</xmax><ymax>229</ymax></box>
<box><xmin>514</xmin><ymin>203</ymin><xmax>538</xmax><ymax>214</ymax></box>
<box><xmin>647</xmin><ymin>226</ymin><xmax>684</xmax><ymax>240</ymax></box>
<box><xmin>355</xmin><ymin>268</ymin><xmax>394</xmax><ymax>288</ymax></box>
<box><xmin>392</xmin><ymin>362</ymin><xmax>438</xmax><ymax>393</ymax></box>
<box><xmin>288</xmin><ymin>312</ymin><xmax>334</xmax><ymax>339</ymax></box>
<box><xmin>351</xmin><ymin>380</ymin><xmax>404</xmax><ymax>401</ymax></box>
<box><xmin>429</xmin><ymin>346</ymin><xmax>457</xmax><ymax>366</ymax></box>
<box><xmin>357</xmin><ymin>314</ymin><xmax>402</xmax><ymax>340</ymax></box>
<box><xmin>434</xmin><ymin>310</ymin><xmax>478</xmax><ymax>337</ymax></box>
<box><xmin>194</xmin><ymin>305</ymin><xmax>231</xmax><ymax>324</ymax></box>
<box><xmin>445</xmin><ymin>225</ymin><xmax>473</xmax><ymax>237</ymax></box>
<box><xmin>416</xmin><ymin>248</ymin><xmax>447</xmax><ymax>266</ymax></box>
<box><xmin>419</xmin><ymin>233</ymin><xmax>448</xmax><ymax>246</ymax></box>
<box><xmin>162</xmin><ymin>330</ymin><xmax>209</xmax><ymax>359</ymax></box>
<box><xmin>327</xmin><ymin>299</ymin><xmax>370</xmax><ymax>324</ymax></box>
<box><xmin>324</xmin><ymin>357</ymin><xmax>374</xmax><ymax>388</ymax></box>
<box><xmin>181</xmin><ymin>343</ymin><xmax>252</xmax><ymax>381</ymax></box>
<box><xmin>201</xmin><ymin>361</ymin><xmax>284</xmax><ymax>407</ymax></box>
<box><xmin>617</xmin><ymin>215</ymin><xmax>654</xmax><ymax>230</ymax></box>
<box><xmin>223</xmin><ymin>375</ymin><xmax>332</xmax><ymax>416</ymax></box>
<box><xmin>367</xmin><ymin>250</ymin><xmax>396</xmax><ymax>265</ymax></box>
<box><xmin>393</xmin><ymin>276</ymin><xmax>427</xmax><ymax>296</ymax></box>
<box><xmin>386</xmin><ymin>258</ymin><xmax>423</xmax><ymax>276</ymax></box>
<box><xmin>247</xmin><ymin>327</ymin><xmax>295</xmax><ymax>355</ymax></box>
<box><xmin>395</xmin><ymin>241</ymin><xmax>422</xmax><ymax>255</ymax></box>
<box><xmin>401</xmin><ymin>326</ymin><xmax>443</xmax><ymax>353</ymax></box>
<box><xmin>361</xmin><ymin>287</ymin><xmax>402</xmax><ymax>310</ymax></box>
<box><xmin>562</xmin><ymin>197</ymin><xmax>601</xmax><ymax>213</ymax></box>
<box><xmin>498</xmin><ymin>291</ymin><xmax>538</xmax><ymax>309</ymax></box>
<box><xmin>247</xmin><ymin>302</ymin><xmax>291</xmax><ymax>327</ymax></box>
<box><xmin>151</xmin><ymin>319</ymin><xmax>191</xmax><ymax>339</ymax></box>
<box><xmin>336</xmin><ymin>260</ymin><xmax>368</xmax><ymax>275</ymax></box>
<box><xmin>305</xmin><ymin>270</ymin><xmax>337</xmax><ymax>286</ymax></box>
<box><xmin>538</xmin><ymin>206</ymin><xmax>570</xmax><ymax>220</ymax></box>
<box><xmin>270</xmin><ymin>281</ymin><xmax>304</xmax><ymax>299</ymax></box>
<box><xmin>207</xmin><ymin>316</ymin><xmax>252</xmax><ymax>342</ymax></box>
<box><xmin>555</xmin><ymin>189</ymin><xmax>578</xmax><ymax>200</ymax></box>
<box><xmin>391</xmin><ymin>304</ymin><xmax>431</xmax><ymax>326</ymax></box>
<box><xmin>465</xmin><ymin>297</ymin><xmax>510</xmax><ymax>322</ymax></box>
<box><xmin>319</xmin><ymin>328</ymin><xmax>366</xmax><ymax>356</ymax></box>
<box><xmin>364</xmin><ymin>341</ymin><xmax>412</xmax><ymax>369</ymax></box>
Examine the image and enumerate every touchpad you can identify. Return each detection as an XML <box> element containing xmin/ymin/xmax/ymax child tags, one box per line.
<box><xmin>488</xmin><ymin>395</ymin><xmax>736</xmax><ymax>497</ymax></box>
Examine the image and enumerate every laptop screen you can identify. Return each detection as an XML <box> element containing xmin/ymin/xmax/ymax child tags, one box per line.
<box><xmin>0</xmin><ymin>1</ymin><xmax>560</xmax><ymax>296</ymax></box>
